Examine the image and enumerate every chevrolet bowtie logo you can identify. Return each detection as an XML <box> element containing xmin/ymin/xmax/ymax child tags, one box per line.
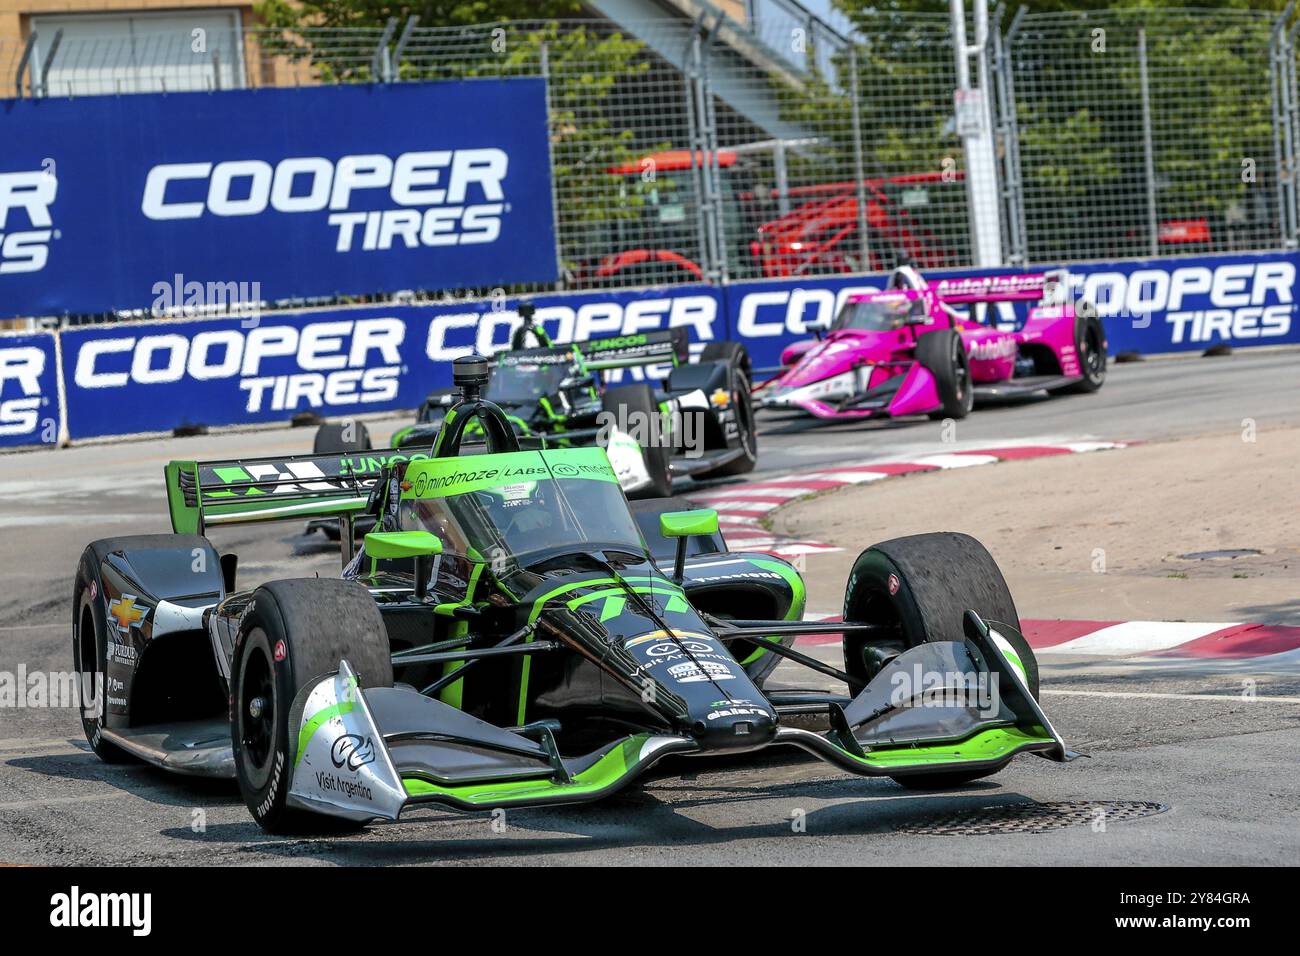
<box><xmin>108</xmin><ymin>596</ymin><xmax>146</xmax><ymax>633</ymax></box>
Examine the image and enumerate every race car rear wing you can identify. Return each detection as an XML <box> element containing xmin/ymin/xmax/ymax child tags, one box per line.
<box><xmin>501</xmin><ymin>327</ymin><xmax>689</xmax><ymax>372</ymax></box>
<box><xmin>929</xmin><ymin>270</ymin><xmax>1067</xmax><ymax>305</ymax></box>
<box><xmin>164</xmin><ymin>449</ymin><xmax>432</xmax><ymax>536</ymax></box>
<box><xmin>579</xmin><ymin>327</ymin><xmax>689</xmax><ymax>370</ymax></box>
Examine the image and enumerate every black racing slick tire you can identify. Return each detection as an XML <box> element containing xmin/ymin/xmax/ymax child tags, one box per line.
<box><xmin>916</xmin><ymin>329</ymin><xmax>974</xmax><ymax>420</ymax></box>
<box><xmin>603</xmin><ymin>383</ymin><xmax>673</xmax><ymax>499</ymax></box>
<box><xmin>230</xmin><ymin>579</ymin><xmax>393</xmax><ymax>834</ymax></box>
<box><xmin>72</xmin><ymin>534</ymin><xmax>222</xmax><ymax>764</ymax></box>
<box><xmin>73</xmin><ymin>547</ymin><xmax>139</xmax><ymax>764</ymax></box>
<box><xmin>313</xmin><ymin>421</ymin><xmax>372</xmax><ymax>454</ymax></box>
<box><xmin>1054</xmin><ymin>307</ymin><xmax>1107</xmax><ymax>395</ymax></box>
<box><xmin>710</xmin><ymin>367</ymin><xmax>758</xmax><ymax>478</ymax></box>
<box><xmin>843</xmin><ymin>531</ymin><xmax>1037</xmax><ymax>790</ymax></box>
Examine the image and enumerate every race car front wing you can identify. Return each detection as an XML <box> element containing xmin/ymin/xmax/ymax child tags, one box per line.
<box><xmin>286</xmin><ymin>615</ymin><xmax>1073</xmax><ymax>822</ymax></box>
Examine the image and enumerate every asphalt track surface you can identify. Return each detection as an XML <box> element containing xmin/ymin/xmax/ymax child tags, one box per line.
<box><xmin>0</xmin><ymin>348</ymin><xmax>1297</xmax><ymax>865</ymax></box>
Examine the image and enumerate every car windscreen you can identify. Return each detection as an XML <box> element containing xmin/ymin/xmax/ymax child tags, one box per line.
<box><xmin>833</xmin><ymin>298</ymin><xmax>921</xmax><ymax>332</ymax></box>
<box><xmin>489</xmin><ymin>357</ymin><xmax>576</xmax><ymax>404</ymax></box>
<box><xmin>402</xmin><ymin>474</ymin><xmax>645</xmax><ymax>567</ymax></box>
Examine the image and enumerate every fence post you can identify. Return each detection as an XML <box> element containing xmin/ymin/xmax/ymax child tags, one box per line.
<box><xmin>1136</xmin><ymin>26</ymin><xmax>1159</xmax><ymax>257</ymax></box>
<box><xmin>950</xmin><ymin>0</ymin><xmax>1004</xmax><ymax>267</ymax></box>
<box><xmin>994</xmin><ymin>6</ymin><xmax>1028</xmax><ymax>265</ymax></box>
<box><xmin>37</xmin><ymin>28</ymin><xmax>63</xmax><ymax>98</ymax></box>
<box><xmin>847</xmin><ymin>45</ymin><xmax>872</xmax><ymax>272</ymax></box>
<box><xmin>683</xmin><ymin>21</ymin><xmax>710</xmax><ymax>283</ymax></box>
<box><xmin>1270</xmin><ymin>18</ymin><xmax>1285</xmax><ymax>246</ymax></box>
<box><xmin>540</xmin><ymin>41</ymin><xmax>565</xmax><ymax>290</ymax></box>
<box><xmin>1287</xmin><ymin>21</ymin><xmax>1300</xmax><ymax>245</ymax></box>
<box><xmin>373</xmin><ymin>17</ymin><xmax>398</xmax><ymax>82</ymax></box>
<box><xmin>685</xmin><ymin>15</ymin><xmax>727</xmax><ymax>285</ymax></box>
<box><xmin>392</xmin><ymin>16</ymin><xmax>420</xmax><ymax>81</ymax></box>
<box><xmin>701</xmin><ymin>18</ymin><xmax>729</xmax><ymax>283</ymax></box>
<box><xmin>14</xmin><ymin>31</ymin><xmax>36</xmax><ymax>99</ymax></box>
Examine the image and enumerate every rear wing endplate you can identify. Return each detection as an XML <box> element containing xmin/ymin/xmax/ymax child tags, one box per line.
<box><xmin>577</xmin><ymin>327</ymin><xmax>689</xmax><ymax>370</ymax></box>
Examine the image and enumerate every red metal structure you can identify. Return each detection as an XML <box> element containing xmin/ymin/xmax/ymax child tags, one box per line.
<box><xmin>582</xmin><ymin>150</ymin><xmax>968</xmax><ymax>287</ymax></box>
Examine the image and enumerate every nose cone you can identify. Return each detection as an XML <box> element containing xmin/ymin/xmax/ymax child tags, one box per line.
<box><xmin>689</xmin><ymin>698</ymin><xmax>778</xmax><ymax>751</ymax></box>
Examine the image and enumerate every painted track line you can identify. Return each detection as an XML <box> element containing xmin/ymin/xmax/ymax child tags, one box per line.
<box><xmin>1041</xmin><ymin>689</ymin><xmax>1300</xmax><ymax>704</ymax></box>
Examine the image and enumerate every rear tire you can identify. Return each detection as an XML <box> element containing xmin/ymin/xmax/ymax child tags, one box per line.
<box><xmin>603</xmin><ymin>383</ymin><xmax>673</xmax><ymax>498</ymax></box>
<box><xmin>705</xmin><ymin>369</ymin><xmax>758</xmax><ymax>478</ymax></box>
<box><xmin>917</xmin><ymin>329</ymin><xmax>973</xmax><ymax>420</ymax></box>
<box><xmin>842</xmin><ymin>531</ymin><xmax>1037</xmax><ymax>790</ymax></box>
<box><xmin>73</xmin><ymin>534</ymin><xmax>222</xmax><ymax>764</ymax></box>
<box><xmin>73</xmin><ymin>549</ymin><xmax>137</xmax><ymax>764</ymax></box>
<box><xmin>230</xmin><ymin>579</ymin><xmax>393</xmax><ymax>834</ymax></box>
<box><xmin>1054</xmin><ymin>309</ymin><xmax>1107</xmax><ymax>395</ymax></box>
<box><xmin>313</xmin><ymin>421</ymin><xmax>372</xmax><ymax>454</ymax></box>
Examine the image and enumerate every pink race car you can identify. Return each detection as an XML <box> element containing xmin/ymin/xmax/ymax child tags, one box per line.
<box><xmin>754</xmin><ymin>267</ymin><xmax>1106</xmax><ymax>421</ymax></box>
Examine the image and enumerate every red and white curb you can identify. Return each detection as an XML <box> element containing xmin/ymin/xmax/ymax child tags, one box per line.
<box><xmin>1023</xmin><ymin>619</ymin><xmax>1300</xmax><ymax>659</ymax></box>
<box><xmin>687</xmin><ymin>441</ymin><xmax>1129</xmax><ymax>559</ymax></box>
<box><xmin>794</xmin><ymin>616</ymin><xmax>1300</xmax><ymax>660</ymax></box>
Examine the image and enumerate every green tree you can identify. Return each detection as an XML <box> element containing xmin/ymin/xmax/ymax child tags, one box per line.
<box><xmin>834</xmin><ymin>0</ymin><xmax>1288</xmax><ymax>259</ymax></box>
<box><xmin>257</xmin><ymin>1</ymin><xmax>585</xmax><ymax>32</ymax></box>
<box><xmin>254</xmin><ymin>0</ymin><xmax>668</xmax><ymax>279</ymax></box>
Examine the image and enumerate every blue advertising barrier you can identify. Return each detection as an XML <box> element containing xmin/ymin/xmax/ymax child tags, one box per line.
<box><xmin>0</xmin><ymin>331</ymin><xmax>60</xmax><ymax>448</ymax></box>
<box><xmin>17</xmin><ymin>250</ymin><xmax>1300</xmax><ymax>446</ymax></box>
<box><xmin>59</xmin><ymin>284</ymin><xmax>724</xmax><ymax>439</ymax></box>
<box><xmin>0</xmin><ymin>80</ymin><xmax>557</xmax><ymax>317</ymax></box>
<box><xmin>720</xmin><ymin>251</ymin><xmax>1300</xmax><ymax>372</ymax></box>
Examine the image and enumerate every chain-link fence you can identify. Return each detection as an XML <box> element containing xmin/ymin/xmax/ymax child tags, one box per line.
<box><xmin>2</xmin><ymin>6</ymin><xmax>1294</xmax><ymax>316</ymax></box>
<box><xmin>1005</xmin><ymin>8</ymin><xmax>1279</xmax><ymax>264</ymax></box>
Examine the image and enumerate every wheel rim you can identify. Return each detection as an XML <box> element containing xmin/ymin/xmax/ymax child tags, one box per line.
<box><xmin>239</xmin><ymin>642</ymin><xmax>277</xmax><ymax>788</ymax></box>
<box><xmin>1082</xmin><ymin>326</ymin><xmax>1104</xmax><ymax>379</ymax></box>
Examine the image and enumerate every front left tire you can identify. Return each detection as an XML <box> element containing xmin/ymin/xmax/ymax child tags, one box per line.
<box><xmin>917</xmin><ymin>329</ymin><xmax>974</xmax><ymax>420</ymax></box>
<box><xmin>842</xmin><ymin>531</ymin><xmax>1038</xmax><ymax>790</ymax></box>
<box><xmin>230</xmin><ymin>578</ymin><xmax>393</xmax><ymax>833</ymax></box>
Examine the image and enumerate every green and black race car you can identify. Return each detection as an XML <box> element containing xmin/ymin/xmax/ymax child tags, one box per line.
<box><xmin>73</xmin><ymin>355</ymin><xmax>1074</xmax><ymax>833</ymax></box>
<box><xmin>316</xmin><ymin>304</ymin><xmax>757</xmax><ymax>501</ymax></box>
